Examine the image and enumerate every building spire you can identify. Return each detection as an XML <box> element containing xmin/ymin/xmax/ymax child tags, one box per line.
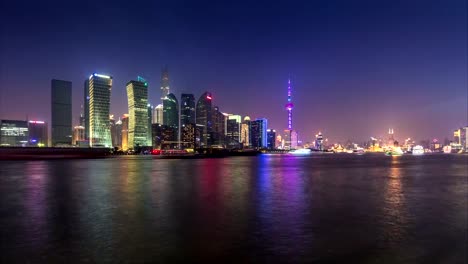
<box><xmin>160</xmin><ymin>66</ymin><xmax>169</xmax><ymax>100</ymax></box>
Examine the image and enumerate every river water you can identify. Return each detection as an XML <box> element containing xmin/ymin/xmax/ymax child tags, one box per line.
<box><xmin>1</xmin><ymin>154</ymin><xmax>466</xmax><ymax>263</ymax></box>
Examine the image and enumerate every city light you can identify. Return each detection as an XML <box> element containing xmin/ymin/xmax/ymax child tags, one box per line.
<box><xmin>93</xmin><ymin>73</ymin><xmax>111</xmax><ymax>79</ymax></box>
<box><xmin>29</xmin><ymin>120</ymin><xmax>45</xmax><ymax>124</ymax></box>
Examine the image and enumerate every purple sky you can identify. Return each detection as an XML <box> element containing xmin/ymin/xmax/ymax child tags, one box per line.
<box><xmin>0</xmin><ymin>0</ymin><xmax>466</xmax><ymax>143</ymax></box>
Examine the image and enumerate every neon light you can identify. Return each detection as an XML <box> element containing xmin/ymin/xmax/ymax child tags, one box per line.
<box><xmin>93</xmin><ymin>73</ymin><xmax>111</xmax><ymax>79</ymax></box>
<box><xmin>206</xmin><ymin>95</ymin><xmax>212</xmax><ymax>100</ymax></box>
<box><xmin>29</xmin><ymin>121</ymin><xmax>45</xmax><ymax>124</ymax></box>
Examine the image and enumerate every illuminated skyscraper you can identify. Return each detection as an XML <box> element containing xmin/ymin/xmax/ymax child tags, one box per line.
<box><xmin>163</xmin><ymin>93</ymin><xmax>179</xmax><ymax>143</ymax></box>
<box><xmin>181</xmin><ymin>93</ymin><xmax>195</xmax><ymax>126</ymax></box>
<box><xmin>88</xmin><ymin>73</ymin><xmax>112</xmax><ymax>147</ymax></box>
<box><xmin>212</xmin><ymin>106</ymin><xmax>225</xmax><ymax>146</ymax></box>
<box><xmin>251</xmin><ymin>118</ymin><xmax>268</xmax><ymax>148</ymax></box>
<box><xmin>267</xmin><ymin>129</ymin><xmax>276</xmax><ymax>150</ymax></box>
<box><xmin>147</xmin><ymin>104</ymin><xmax>153</xmax><ymax>146</ymax></box>
<box><xmin>51</xmin><ymin>79</ymin><xmax>72</xmax><ymax>146</ymax></box>
<box><xmin>226</xmin><ymin>115</ymin><xmax>241</xmax><ymax>147</ymax></box>
<box><xmin>121</xmin><ymin>114</ymin><xmax>129</xmax><ymax>151</ymax></box>
<box><xmin>153</xmin><ymin>104</ymin><xmax>163</xmax><ymax>124</ymax></box>
<box><xmin>196</xmin><ymin>92</ymin><xmax>212</xmax><ymax>147</ymax></box>
<box><xmin>160</xmin><ymin>66</ymin><xmax>170</xmax><ymax>100</ymax></box>
<box><xmin>241</xmin><ymin>116</ymin><xmax>251</xmax><ymax>147</ymax></box>
<box><xmin>126</xmin><ymin>79</ymin><xmax>149</xmax><ymax>149</ymax></box>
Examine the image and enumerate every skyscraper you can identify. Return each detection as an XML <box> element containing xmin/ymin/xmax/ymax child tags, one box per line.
<box><xmin>126</xmin><ymin>79</ymin><xmax>149</xmax><ymax>149</ymax></box>
<box><xmin>160</xmin><ymin>66</ymin><xmax>170</xmax><ymax>100</ymax></box>
<box><xmin>153</xmin><ymin>104</ymin><xmax>163</xmax><ymax>124</ymax></box>
<box><xmin>267</xmin><ymin>129</ymin><xmax>276</xmax><ymax>150</ymax></box>
<box><xmin>241</xmin><ymin>116</ymin><xmax>251</xmax><ymax>147</ymax></box>
<box><xmin>147</xmin><ymin>104</ymin><xmax>153</xmax><ymax>146</ymax></box>
<box><xmin>196</xmin><ymin>92</ymin><xmax>212</xmax><ymax>147</ymax></box>
<box><xmin>51</xmin><ymin>79</ymin><xmax>72</xmax><ymax>146</ymax></box>
<box><xmin>163</xmin><ymin>93</ymin><xmax>179</xmax><ymax>143</ymax></box>
<box><xmin>180</xmin><ymin>94</ymin><xmax>195</xmax><ymax>126</ymax></box>
<box><xmin>88</xmin><ymin>73</ymin><xmax>112</xmax><ymax>147</ymax></box>
<box><xmin>212</xmin><ymin>106</ymin><xmax>225</xmax><ymax>146</ymax></box>
<box><xmin>84</xmin><ymin>79</ymin><xmax>90</xmax><ymax>140</ymax></box>
<box><xmin>251</xmin><ymin>118</ymin><xmax>268</xmax><ymax>148</ymax></box>
<box><xmin>226</xmin><ymin>115</ymin><xmax>241</xmax><ymax>147</ymax></box>
<box><xmin>121</xmin><ymin>114</ymin><xmax>129</xmax><ymax>151</ymax></box>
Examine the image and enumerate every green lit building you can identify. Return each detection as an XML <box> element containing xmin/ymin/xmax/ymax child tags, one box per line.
<box><xmin>126</xmin><ymin>79</ymin><xmax>149</xmax><ymax>149</ymax></box>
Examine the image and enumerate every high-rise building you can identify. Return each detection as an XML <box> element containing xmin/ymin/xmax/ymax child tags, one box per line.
<box><xmin>0</xmin><ymin>120</ymin><xmax>28</xmax><ymax>146</ymax></box>
<box><xmin>267</xmin><ymin>129</ymin><xmax>276</xmax><ymax>150</ymax></box>
<box><xmin>121</xmin><ymin>114</ymin><xmax>129</xmax><ymax>151</ymax></box>
<box><xmin>181</xmin><ymin>94</ymin><xmax>195</xmax><ymax>126</ymax></box>
<box><xmin>196</xmin><ymin>92</ymin><xmax>212</xmax><ymax>147</ymax></box>
<box><xmin>163</xmin><ymin>93</ymin><xmax>179</xmax><ymax>143</ymax></box>
<box><xmin>152</xmin><ymin>124</ymin><xmax>176</xmax><ymax>149</ymax></box>
<box><xmin>84</xmin><ymin>79</ymin><xmax>90</xmax><ymax>139</ymax></box>
<box><xmin>126</xmin><ymin>79</ymin><xmax>149</xmax><ymax>149</ymax></box>
<box><xmin>88</xmin><ymin>73</ymin><xmax>112</xmax><ymax>147</ymax></box>
<box><xmin>226</xmin><ymin>115</ymin><xmax>241</xmax><ymax>147</ymax></box>
<box><xmin>251</xmin><ymin>118</ymin><xmax>268</xmax><ymax>148</ymax></box>
<box><xmin>147</xmin><ymin>104</ymin><xmax>153</xmax><ymax>146</ymax></box>
<box><xmin>153</xmin><ymin>104</ymin><xmax>163</xmax><ymax>124</ymax></box>
<box><xmin>241</xmin><ymin>116</ymin><xmax>251</xmax><ymax>147</ymax></box>
<box><xmin>73</xmin><ymin>126</ymin><xmax>85</xmax><ymax>146</ymax></box>
<box><xmin>181</xmin><ymin>123</ymin><xmax>195</xmax><ymax>149</ymax></box>
<box><xmin>28</xmin><ymin>120</ymin><xmax>48</xmax><ymax>147</ymax></box>
<box><xmin>212</xmin><ymin>106</ymin><xmax>225</xmax><ymax>146</ymax></box>
<box><xmin>110</xmin><ymin>115</ymin><xmax>122</xmax><ymax>148</ymax></box>
<box><xmin>51</xmin><ymin>79</ymin><xmax>72</xmax><ymax>146</ymax></box>
<box><xmin>160</xmin><ymin>66</ymin><xmax>170</xmax><ymax>100</ymax></box>
<box><xmin>291</xmin><ymin>130</ymin><xmax>298</xmax><ymax>149</ymax></box>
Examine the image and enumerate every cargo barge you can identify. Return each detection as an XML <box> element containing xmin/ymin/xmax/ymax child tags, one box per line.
<box><xmin>0</xmin><ymin>147</ymin><xmax>112</xmax><ymax>160</ymax></box>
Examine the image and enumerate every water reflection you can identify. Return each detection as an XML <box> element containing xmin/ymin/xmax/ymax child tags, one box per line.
<box><xmin>380</xmin><ymin>157</ymin><xmax>409</xmax><ymax>251</ymax></box>
<box><xmin>23</xmin><ymin>162</ymin><xmax>48</xmax><ymax>252</ymax></box>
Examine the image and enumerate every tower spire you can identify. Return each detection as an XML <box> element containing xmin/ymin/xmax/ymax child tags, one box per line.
<box><xmin>285</xmin><ymin>77</ymin><xmax>294</xmax><ymax>131</ymax></box>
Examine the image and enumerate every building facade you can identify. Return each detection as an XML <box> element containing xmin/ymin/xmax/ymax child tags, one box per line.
<box><xmin>28</xmin><ymin>120</ymin><xmax>48</xmax><ymax>147</ymax></box>
<box><xmin>181</xmin><ymin>93</ymin><xmax>195</xmax><ymax>126</ymax></box>
<box><xmin>51</xmin><ymin>79</ymin><xmax>72</xmax><ymax>146</ymax></box>
<box><xmin>267</xmin><ymin>129</ymin><xmax>276</xmax><ymax>150</ymax></box>
<box><xmin>121</xmin><ymin>114</ymin><xmax>129</xmax><ymax>151</ymax></box>
<box><xmin>0</xmin><ymin>120</ymin><xmax>28</xmax><ymax>146</ymax></box>
<box><xmin>126</xmin><ymin>80</ymin><xmax>149</xmax><ymax>149</ymax></box>
<box><xmin>241</xmin><ymin>116</ymin><xmax>251</xmax><ymax>147</ymax></box>
<box><xmin>153</xmin><ymin>104</ymin><xmax>163</xmax><ymax>124</ymax></box>
<box><xmin>196</xmin><ymin>92</ymin><xmax>212</xmax><ymax>147</ymax></box>
<box><xmin>163</xmin><ymin>93</ymin><xmax>179</xmax><ymax>143</ymax></box>
<box><xmin>251</xmin><ymin>118</ymin><xmax>268</xmax><ymax>149</ymax></box>
<box><xmin>160</xmin><ymin>66</ymin><xmax>170</xmax><ymax>100</ymax></box>
<box><xmin>73</xmin><ymin>126</ymin><xmax>85</xmax><ymax>146</ymax></box>
<box><xmin>88</xmin><ymin>73</ymin><xmax>112</xmax><ymax>147</ymax></box>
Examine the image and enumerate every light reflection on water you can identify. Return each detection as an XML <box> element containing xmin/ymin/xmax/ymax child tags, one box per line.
<box><xmin>0</xmin><ymin>154</ymin><xmax>466</xmax><ymax>263</ymax></box>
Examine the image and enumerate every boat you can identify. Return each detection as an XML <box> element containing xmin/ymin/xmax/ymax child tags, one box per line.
<box><xmin>353</xmin><ymin>148</ymin><xmax>365</xmax><ymax>155</ymax></box>
<box><xmin>385</xmin><ymin>147</ymin><xmax>404</xmax><ymax>156</ymax></box>
<box><xmin>411</xmin><ymin>145</ymin><xmax>424</xmax><ymax>155</ymax></box>
<box><xmin>289</xmin><ymin>148</ymin><xmax>312</xmax><ymax>155</ymax></box>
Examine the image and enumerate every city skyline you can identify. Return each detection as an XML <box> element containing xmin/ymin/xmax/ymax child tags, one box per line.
<box><xmin>0</xmin><ymin>0</ymin><xmax>466</xmax><ymax>143</ymax></box>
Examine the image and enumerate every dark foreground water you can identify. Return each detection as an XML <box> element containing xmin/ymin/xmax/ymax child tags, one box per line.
<box><xmin>1</xmin><ymin>154</ymin><xmax>467</xmax><ymax>263</ymax></box>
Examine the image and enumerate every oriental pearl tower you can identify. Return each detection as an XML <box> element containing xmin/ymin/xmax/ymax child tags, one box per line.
<box><xmin>285</xmin><ymin>78</ymin><xmax>294</xmax><ymax>146</ymax></box>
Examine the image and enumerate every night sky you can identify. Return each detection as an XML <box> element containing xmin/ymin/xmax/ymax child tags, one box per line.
<box><xmin>1</xmin><ymin>0</ymin><xmax>466</xmax><ymax>143</ymax></box>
